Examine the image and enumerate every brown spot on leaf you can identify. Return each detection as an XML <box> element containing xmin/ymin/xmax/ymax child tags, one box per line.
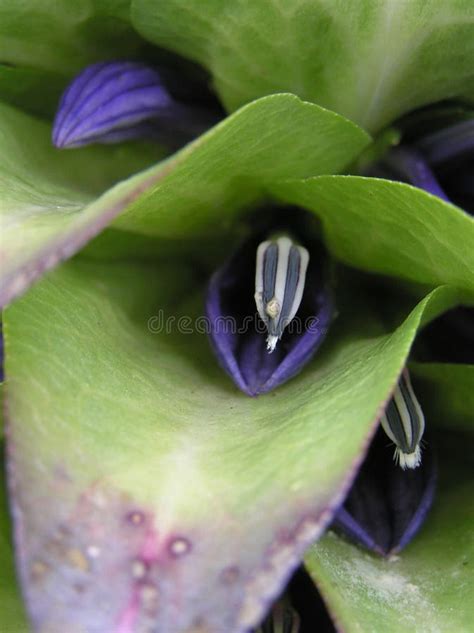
<box><xmin>66</xmin><ymin>548</ymin><xmax>90</xmax><ymax>572</ymax></box>
<box><xmin>127</xmin><ymin>510</ymin><xmax>146</xmax><ymax>526</ymax></box>
<box><xmin>220</xmin><ymin>565</ymin><xmax>240</xmax><ymax>584</ymax></box>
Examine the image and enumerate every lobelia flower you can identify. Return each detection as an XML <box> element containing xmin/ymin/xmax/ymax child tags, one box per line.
<box><xmin>52</xmin><ymin>60</ymin><xmax>221</xmax><ymax>150</ymax></box>
<box><xmin>332</xmin><ymin>371</ymin><xmax>436</xmax><ymax>556</ymax></box>
<box><xmin>206</xmin><ymin>229</ymin><xmax>334</xmax><ymax>396</ymax></box>
<box><xmin>370</xmin><ymin>107</ymin><xmax>474</xmax><ymax>214</ymax></box>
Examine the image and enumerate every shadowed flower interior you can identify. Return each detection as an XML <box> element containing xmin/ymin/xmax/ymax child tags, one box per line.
<box><xmin>206</xmin><ymin>225</ymin><xmax>333</xmax><ymax>396</ymax></box>
<box><xmin>332</xmin><ymin>428</ymin><xmax>436</xmax><ymax>556</ymax></box>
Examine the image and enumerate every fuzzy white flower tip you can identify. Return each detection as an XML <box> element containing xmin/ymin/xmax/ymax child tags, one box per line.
<box><xmin>396</xmin><ymin>445</ymin><xmax>422</xmax><ymax>470</ymax></box>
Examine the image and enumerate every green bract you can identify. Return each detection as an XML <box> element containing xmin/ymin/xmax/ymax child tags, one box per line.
<box><xmin>0</xmin><ymin>2</ymin><xmax>473</xmax><ymax>632</ymax></box>
<box><xmin>132</xmin><ymin>0</ymin><xmax>474</xmax><ymax>131</ymax></box>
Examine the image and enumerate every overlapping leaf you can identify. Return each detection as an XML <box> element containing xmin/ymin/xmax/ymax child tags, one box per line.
<box><xmin>3</xmin><ymin>255</ymin><xmax>461</xmax><ymax>632</ymax></box>
<box><xmin>132</xmin><ymin>0</ymin><xmax>474</xmax><ymax>131</ymax></box>
<box><xmin>0</xmin><ymin>95</ymin><xmax>369</xmax><ymax>308</ymax></box>
<box><xmin>305</xmin><ymin>430</ymin><xmax>474</xmax><ymax>633</ymax></box>
<box><xmin>0</xmin><ymin>1</ymin><xmax>148</xmax><ymax>117</ymax></box>
<box><xmin>273</xmin><ymin>176</ymin><xmax>474</xmax><ymax>295</ymax></box>
<box><xmin>0</xmin><ymin>1</ymin><xmax>143</xmax><ymax>75</ymax></box>
<box><xmin>0</xmin><ymin>101</ymin><xmax>164</xmax><ymax>308</ymax></box>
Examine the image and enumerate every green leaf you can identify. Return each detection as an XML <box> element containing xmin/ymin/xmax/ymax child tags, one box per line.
<box><xmin>0</xmin><ymin>64</ymin><xmax>68</xmax><ymax>120</ymax></box>
<box><xmin>0</xmin><ymin>95</ymin><xmax>369</xmax><ymax>308</ymax></box>
<box><xmin>411</xmin><ymin>362</ymin><xmax>474</xmax><ymax>432</ymax></box>
<box><xmin>0</xmin><ymin>101</ymin><xmax>164</xmax><ymax>309</ymax></box>
<box><xmin>305</xmin><ymin>430</ymin><xmax>474</xmax><ymax>633</ymax></box>
<box><xmin>110</xmin><ymin>95</ymin><xmax>369</xmax><ymax>238</ymax></box>
<box><xmin>3</xmin><ymin>253</ymin><xmax>460</xmax><ymax>631</ymax></box>
<box><xmin>0</xmin><ymin>445</ymin><xmax>30</xmax><ymax>633</ymax></box>
<box><xmin>273</xmin><ymin>176</ymin><xmax>474</xmax><ymax>295</ymax></box>
<box><xmin>132</xmin><ymin>0</ymin><xmax>474</xmax><ymax>131</ymax></box>
<box><xmin>0</xmin><ymin>1</ymin><xmax>144</xmax><ymax>77</ymax></box>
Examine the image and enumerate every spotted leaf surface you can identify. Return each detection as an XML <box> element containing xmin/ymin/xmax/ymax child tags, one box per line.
<box><xmin>4</xmin><ymin>257</ymin><xmax>460</xmax><ymax>632</ymax></box>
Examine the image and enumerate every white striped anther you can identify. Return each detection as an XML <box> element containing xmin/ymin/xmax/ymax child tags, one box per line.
<box><xmin>254</xmin><ymin>235</ymin><xmax>309</xmax><ymax>353</ymax></box>
<box><xmin>380</xmin><ymin>370</ymin><xmax>425</xmax><ymax>469</ymax></box>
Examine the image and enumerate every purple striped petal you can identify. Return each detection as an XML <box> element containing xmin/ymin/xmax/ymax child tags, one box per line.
<box><xmin>52</xmin><ymin>61</ymin><xmax>174</xmax><ymax>148</ymax></box>
<box><xmin>206</xmin><ymin>236</ymin><xmax>333</xmax><ymax>396</ymax></box>
<box><xmin>332</xmin><ymin>430</ymin><xmax>437</xmax><ymax>556</ymax></box>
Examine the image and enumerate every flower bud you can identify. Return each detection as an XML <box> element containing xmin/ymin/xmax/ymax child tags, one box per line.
<box><xmin>206</xmin><ymin>233</ymin><xmax>332</xmax><ymax>396</ymax></box>
<box><xmin>380</xmin><ymin>370</ymin><xmax>425</xmax><ymax>470</ymax></box>
<box><xmin>255</xmin><ymin>235</ymin><xmax>309</xmax><ymax>353</ymax></box>
<box><xmin>52</xmin><ymin>61</ymin><xmax>174</xmax><ymax>148</ymax></box>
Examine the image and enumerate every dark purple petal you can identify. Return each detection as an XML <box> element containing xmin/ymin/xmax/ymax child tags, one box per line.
<box><xmin>415</xmin><ymin>119</ymin><xmax>474</xmax><ymax>166</ymax></box>
<box><xmin>332</xmin><ymin>430</ymin><xmax>437</xmax><ymax>556</ymax></box>
<box><xmin>206</xmin><ymin>237</ymin><xmax>333</xmax><ymax>396</ymax></box>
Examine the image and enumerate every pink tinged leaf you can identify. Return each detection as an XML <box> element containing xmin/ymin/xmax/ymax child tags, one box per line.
<box><xmin>4</xmin><ymin>261</ymin><xmax>457</xmax><ymax>632</ymax></box>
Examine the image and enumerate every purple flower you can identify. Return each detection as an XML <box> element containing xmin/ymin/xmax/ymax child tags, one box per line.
<box><xmin>52</xmin><ymin>61</ymin><xmax>219</xmax><ymax>149</ymax></box>
<box><xmin>372</xmin><ymin>111</ymin><xmax>474</xmax><ymax>214</ymax></box>
<box><xmin>333</xmin><ymin>430</ymin><xmax>436</xmax><ymax>556</ymax></box>
<box><xmin>206</xmin><ymin>231</ymin><xmax>333</xmax><ymax>396</ymax></box>
<box><xmin>333</xmin><ymin>370</ymin><xmax>435</xmax><ymax>555</ymax></box>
